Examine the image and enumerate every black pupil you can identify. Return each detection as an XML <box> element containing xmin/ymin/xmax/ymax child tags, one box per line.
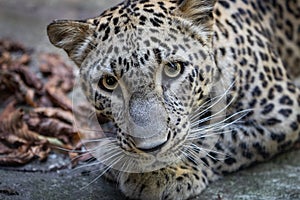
<box><xmin>106</xmin><ymin>76</ymin><xmax>116</xmax><ymax>86</ymax></box>
<box><xmin>168</xmin><ymin>63</ymin><xmax>179</xmax><ymax>73</ymax></box>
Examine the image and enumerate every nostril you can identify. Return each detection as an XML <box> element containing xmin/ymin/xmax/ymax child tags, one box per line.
<box><xmin>136</xmin><ymin>140</ymin><xmax>167</xmax><ymax>153</ymax></box>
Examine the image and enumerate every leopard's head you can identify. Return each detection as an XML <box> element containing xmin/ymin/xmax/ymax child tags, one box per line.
<box><xmin>47</xmin><ymin>0</ymin><xmax>221</xmax><ymax>172</ymax></box>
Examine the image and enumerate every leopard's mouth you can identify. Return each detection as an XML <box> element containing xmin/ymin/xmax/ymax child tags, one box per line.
<box><xmin>136</xmin><ymin>140</ymin><xmax>168</xmax><ymax>153</ymax></box>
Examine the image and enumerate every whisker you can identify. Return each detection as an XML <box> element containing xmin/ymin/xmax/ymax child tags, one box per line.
<box><xmin>190</xmin><ymin>81</ymin><xmax>236</xmax><ymax>120</ymax></box>
<box><xmin>52</xmin><ymin>145</ymin><xmax>83</xmax><ymax>153</ymax></box>
<box><xmin>187</xmin><ymin>129</ymin><xmax>233</xmax><ymax>140</ymax></box>
<box><xmin>181</xmin><ymin>147</ymin><xmax>204</xmax><ymax>164</ymax></box>
<box><xmin>80</xmin><ymin>156</ymin><xmax>122</xmax><ymax>190</ymax></box>
<box><xmin>190</xmin><ymin>109</ymin><xmax>253</xmax><ymax>133</ymax></box>
<box><xmin>190</xmin><ymin>92</ymin><xmax>236</xmax><ymax>125</ymax></box>
<box><xmin>187</xmin><ymin>143</ymin><xmax>227</xmax><ymax>158</ymax></box>
<box><xmin>73</xmin><ymin>160</ymin><xmax>102</xmax><ymax>171</ymax></box>
<box><xmin>191</xmin><ymin>113</ymin><xmax>227</xmax><ymax>127</ymax></box>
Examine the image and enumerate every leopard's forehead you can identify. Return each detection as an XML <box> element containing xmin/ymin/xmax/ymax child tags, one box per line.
<box><xmin>80</xmin><ymin>0</ymin><xmax>213</xmax><ymax>77</ymax></box>
<box><xmin>85</xmin><ymin>26</ymin><xmax>204</xmax><ymax>70</ymax></box>
<box><xmin>89</xmin><ymin>0</ymin><xmax>178</xmax><ymax>39</ymax></box>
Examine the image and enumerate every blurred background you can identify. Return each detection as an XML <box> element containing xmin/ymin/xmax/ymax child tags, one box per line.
<box><xmin>0</xmin><ymin>0</ymin><xmax>121</xmax><ymax>54</ymax></box>
<box><xmin>0</xmin><ymin>0</ymin><xmax>299</xmax><ymax>200</ymax></box>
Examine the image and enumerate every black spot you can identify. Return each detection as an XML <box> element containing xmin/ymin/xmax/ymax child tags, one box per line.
<box><xmin>208</xmin><ymin>152</ymin><xmax>218</xmax><ymax>163</ymax></box>
<box><xmin>274</xmin><ymin>85</ymin><xmax>283</xmax><ymax>92</ymax></box>
<box><xmin>150</xmin><ymin>36</ymin><xmax>159</xmax><ymax>43</ymax></box>
<box><xmin>143</xmin><ymin>8</ymin><xmax>154</xmax><ymax>13</ymax></box>
<box><xmin>102</xmin><ymin>27</ymin><xmax>111</xmax><ymax>41</ymax></box>
<box><xmin>215</xmin><ymin>143</ymin><xmax>224</xmax><ymax>151</ymax></box>
<box><xmin>239</xmin><ymin>58</ymin><xmax>248</xmax><ymax>66</ymax></box>
<box><xmin>287</xmin><ymin>82</ymin><xmax>296</xmax><ymax>93</ymax></box>
<box><xmin>240</xmin><ymin>142</ymin><xmax>247</xmax><ymax>150</ymax></box>
<box><xmin>180</xmin><ymin>165</ymin><xmax>188</xmax><ymax>170</ymax></box>
<box><xmin>268</xmin><ymin>88</ymin><xmax>275</xmax><ymax>100</ymax></box>
<box><xmin>187</xmin><ymin>183</ymin><xmax>192</xmax><ymax>191</ymax></box>
<box><xmin>290</xmin><ymin>122</ymin><xmax>299</xmax><ymax>131</ymax></box>
<box><xmin>150</xmin><ymin>18</ymin><xmax>163</xmax><ymax>27</ymax></box>
<box><xmin>200</xmin><ymin>157</ymin><xmax>209</xmax><ymax>166</ymax></box>
<box><xmin>224</xmin><ymin>157</ymin><xmax>236</xmax><ymax>165</ymax></box>
<box><xmin>215</xmin><ymin>8</ymin><xmax>221</xmax><ymax>17</ymax></box>
<box><xmin>193</xmin><ymin>173</ymin><xmax>200</xmax><ymax>180</ymax></box>
<box><xmin>98</xmin><ymin>22</ymin><xmax>108</xmax><ymax>31</ymax></box>
<box><xmin>219</xmin><ymin>47</ymin><xmax>226</xmax><ymax>56</ymax></box>
<box><xmin>189</xmin><ymin>75</ymin><xmax>194</xmax><ymax>83</ymax></box>
<box><xmin>263</xmin><ymin>118</ymin><xmax>282</xmax><ymax>126</ymax></box>
<box><xmin>187</xmin><ymin>156</ymin><xmax>198</xmax><ymax>166</ymax></box>
<box><xmin>113</xmin><ymin>18</ymin><xmax>119</xmax><ymax>25</ymax></box>
<box><xmin>249</xmin><ymin>99</ymin><xmax>257</xmax><ymax>107</ymax></box>
<box><xmin>114</xmin><ymin>26</ymin><xmax>121</xmax><ymax>34</ymax></box>
<box><xmin>270</xmin><ymin>132</ymin><xmax>286</xmax><ymax>143</ymax></box>
<box><xmin>242</xmin><ymin>151</ymin><xmax>253</xmax><ymax>159</ymax></box>
<box><xmin>278</xmin><ymin>109</ymin><xmax>292</xmax><ymax>118</ymax></box>
<box><xmin>260</xmin><ymin>98</ymin><xmax>267</xmax><ymax>106</ymax></box>
<box><xmin>262</xmin><ymin>103</ymin><xmax>274</xmax><ymax>115</ymax></box>
<box><xmin>225</xmin><ymin>19</ymin><xmax>238</xmax><ymax>33</ymax></box>
<box><xmin>153</xmin><ymin>48</ymin><xmax>162</xmax><ymax>64</ymax></box>
<box><xmin>252</xmin><ymin>86</ymin><xmax>262</xmax><ymax>97</ymax></box>
<box><xmin>279</xmin><ymin>95</ymin><xmax>294</xmax><ymax>105</ymax></box>
<box><xmin>219</xmin><ymin>1</ymin><xmax>230</xmax><ymax>8</ymax></box>
<box><xmin>231</xmin><ymin>130</ymin><xmax>238</xmax><ymax>142</ymax></box>
<box><xmin>242</xmin><ymin>0</ymin><xmax>248</xmax><ymax>4</ymax></box>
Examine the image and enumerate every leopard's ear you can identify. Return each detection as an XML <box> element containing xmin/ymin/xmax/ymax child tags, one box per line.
<box><xmin>177</xmin><ymin>0</ymin><xmax>216</xmax><ymax>30</ymax></box>
<box><xmin>47</xmin><ymin>20</ymin><xmax>96</xmax><ymax>67</ymax></box>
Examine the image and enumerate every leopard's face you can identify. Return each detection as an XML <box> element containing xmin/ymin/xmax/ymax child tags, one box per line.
<box><xmin>48</xmin><ymin>0</ymin><xmax>219</xmax><ymax>171</ymax></box>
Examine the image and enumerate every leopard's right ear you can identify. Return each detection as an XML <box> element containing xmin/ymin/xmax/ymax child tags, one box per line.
<box><xmin>47</xmin><ymin>20</ymin><xmax>96</xmax><ymax>67</ymax></box>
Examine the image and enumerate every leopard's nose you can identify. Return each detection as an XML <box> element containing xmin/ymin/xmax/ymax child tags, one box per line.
<box><xmin>128</xmin><ymin>91</ymin><xmax>167</xmax><ymax>139</ymax></box>
<box><xmin>129</xmin><ymin>92</ymin><xmax>153</xmax><ymax>127</ymax></box>
<box><xmin>129</xmin><ymin>91</ymin><xmax>166</xmax><ymax>127</ymax></box>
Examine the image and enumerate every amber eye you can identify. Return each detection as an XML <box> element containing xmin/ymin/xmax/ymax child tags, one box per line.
<box><xmin>163</xmin><ymin>61</ymin><xmax>184</xmax><ymax>78</ymax></box>
<box><xmin>99</xmin><ymin>75</ymin><xmax>118</xmax><ymax>92</ymax></box>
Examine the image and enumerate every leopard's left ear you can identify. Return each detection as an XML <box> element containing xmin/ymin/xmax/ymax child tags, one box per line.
<box><xmin>177</xmin><ymin>0</ymin><xmax>216</xmax><ymax>30</ymax></box>
<box><xmin>47</xmin><ymin>20</ymin><xmax>96</xmax><ymax>67</ymax></box>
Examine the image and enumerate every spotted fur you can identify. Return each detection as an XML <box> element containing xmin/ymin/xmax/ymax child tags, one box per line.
<box><xmin>47</xmin><ymin>0</ymin><xmax>300</xmax><ymax>199</ymax></box>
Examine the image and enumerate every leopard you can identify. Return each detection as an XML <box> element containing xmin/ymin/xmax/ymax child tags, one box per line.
<box><xmin>47</xmin><ymin>0</ymin><xmax>300</xmax><ymax>199</ymax></box>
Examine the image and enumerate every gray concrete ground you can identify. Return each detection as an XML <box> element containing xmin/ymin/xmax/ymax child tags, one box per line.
<box><xmin>0</xmin><ymin>0</ymin><xmax>299</xmax><ymax>200</ymax></box>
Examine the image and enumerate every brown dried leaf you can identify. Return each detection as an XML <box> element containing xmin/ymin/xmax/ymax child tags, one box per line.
<box><xmin>0</xmin><ymin>71</ymin><xmax>37</xmax><ymax>107</ymax></box>
<box><xmin>0</xmin><ymin>102</ymin><xmax>50</xmax><ymax>165</ymax></box>
<box><xmin>0</xmin><ymin>39</ymin><xmax>27</xmax><ymax>53</ymax></box>
<box><xmin>0</xmin><ymin>39</ymin><xmax>31</xmax><ymax>67</ymax></box>
<box><xmin>25</xmin><ymin>107</ymin><xmax>78</xmax><ymax>146</ymax></box>
<box><xmin>45</xmin><ymin>84</ymin><xmax>73</xmax><ymax>111</ymax></box>
<box><xmin>13</xmin><ymin>66</ymin><xmax>43</xmax><ymax>90</ymax></box>
<box><xmin>39</xmin><ymin>53</ymin><xmax>74</xmax><ymax>92</ymax></box>
<box><xmin>0</xmin><ymin>39</ymin><xmax>86</xmax><ymax>166</ymax></box>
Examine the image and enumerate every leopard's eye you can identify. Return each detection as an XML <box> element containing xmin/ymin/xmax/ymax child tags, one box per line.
<box><xmin>99</xmin><ymin>75</ymin><xmax>118</xmax><ymax>92</ymax></box>
<box><xmin>163</xmin><ymin>61</ymin><xmax>184</xmax><ymax>78</ymax></box>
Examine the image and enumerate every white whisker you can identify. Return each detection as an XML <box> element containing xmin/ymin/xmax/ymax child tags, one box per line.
<box><xmin>80</xmin><ymin>156</ymin><xmax>122</xmax><ymax>190</ymax></box>
<box><xmin>190</xmin><ymin>81</ymin><xmax>236</xmax><ymax>121</ymax></box>
<box><xmin>73</xmin><ymin>160</ymin><xmax>102</xmax><ymax>171</ymax></box>
<box><xmin>190</xmin><ymin>109</ymin><xmax>252</xmax><ymax>133</ymax></box>
<box><xmin>188</xmin><ymin>129</ymin><xmax>233</xmax><ymax>140</ymax></box>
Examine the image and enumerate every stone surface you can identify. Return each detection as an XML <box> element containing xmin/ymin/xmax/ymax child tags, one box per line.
<box><xmin>0</xmin><ymin>1</ymin><xmax>299</xmax><ymax>200</ymax></box>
